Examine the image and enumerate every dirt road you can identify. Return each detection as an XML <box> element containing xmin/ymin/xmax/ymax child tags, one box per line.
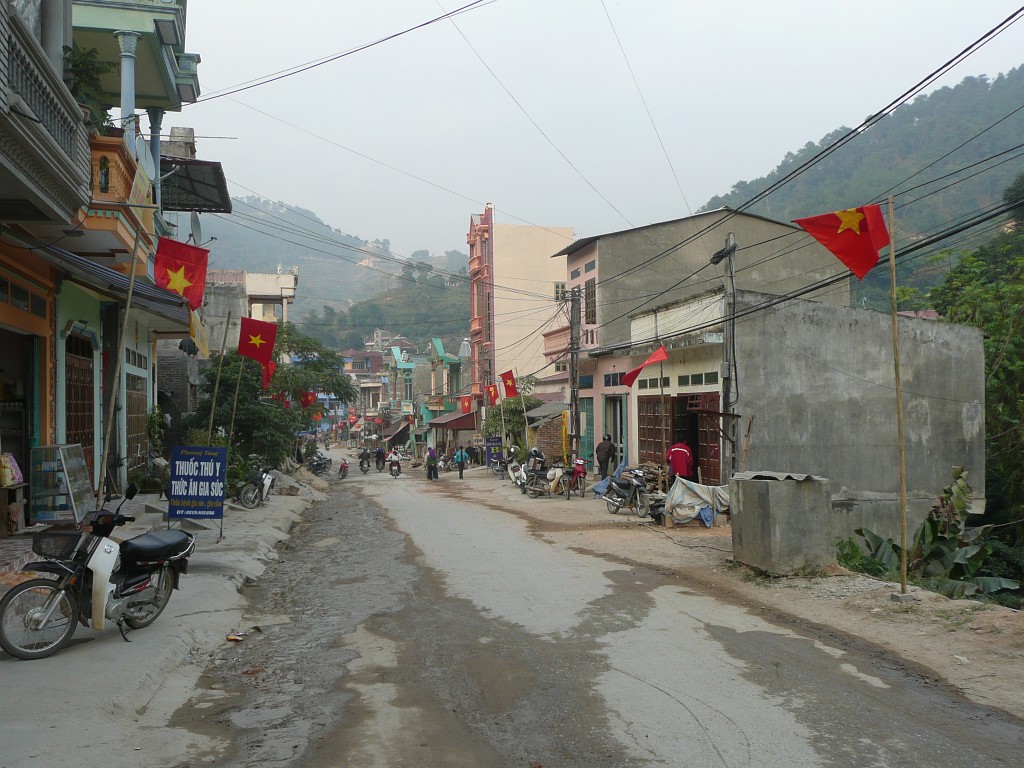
<box><xmin>166</xmin><ymin>467</ymin><xmax>1024</xmax><ymax>767</ymax></box>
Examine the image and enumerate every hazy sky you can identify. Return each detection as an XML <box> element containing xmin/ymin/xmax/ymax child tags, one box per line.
<box><xmin>179</xmin><ymin>1</ymin><xmax>1024</xmax><ymax>259</ymax></box>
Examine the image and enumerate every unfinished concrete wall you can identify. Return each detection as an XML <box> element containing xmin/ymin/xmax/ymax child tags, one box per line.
<box><xmin>730</xmin><ymin>474</ymin><xmax>835</xmax><ymax>575</ymax></box>
<box><xmin>731</xmin><ymin>290</ymin><xmax>985</xmax><ymax>543</ymax></box>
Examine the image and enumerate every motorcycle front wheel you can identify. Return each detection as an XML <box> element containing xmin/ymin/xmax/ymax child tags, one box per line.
<box><xmin>239</xmin><ymin>483</ymin><xmax>259</xmax><ymax>509</ymax></box>
<box><xmin>635</xmin><ymin>493</ymin><xmax>651</xmax><ymax>518</ymax></box>
<box><xmin>124</xmin><ymin>566</ymin><xmax>174</xmax><ymax>629</ymax></box>
<box><xmin>0</xmin><ymin>579</ymin><xmax>79</xmax><ymax>660</ymax></box>
<box><xmin>573</xmin><ymin>477</ymin><xmax>587</xmax><ymax>497</ymax></box>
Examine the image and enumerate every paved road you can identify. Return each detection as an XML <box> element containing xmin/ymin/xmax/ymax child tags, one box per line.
<box><xmin>3</xmin><ymin>464</ymin><xmax>1022</xmax><ymax>767</ymax></box>
<box><xmin>171</xmin><ymin>469</ymin><xmax>1024</xmax><ymax>767</ymax></box>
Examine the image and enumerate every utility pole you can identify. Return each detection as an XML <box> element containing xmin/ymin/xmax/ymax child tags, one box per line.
<box><xmin>568</xmin><ymin>286</ymin><xmax>581</xmax><ymax>465</ymax></box>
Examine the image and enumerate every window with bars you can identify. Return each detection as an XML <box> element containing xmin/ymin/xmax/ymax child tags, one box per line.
<box><xmin>585</xmin><ymin>278</ymin><xmax>596</xmax><ymax>324</ymax></box>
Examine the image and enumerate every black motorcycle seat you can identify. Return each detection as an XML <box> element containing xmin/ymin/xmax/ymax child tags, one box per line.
<box><xmin>121</xmin><ymin>529</ymin><xmax>194</xmax><ymax>562</ymax></box>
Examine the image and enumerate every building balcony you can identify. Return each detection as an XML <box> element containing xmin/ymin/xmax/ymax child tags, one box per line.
<box><xmin>542</xmin><ymin>325</ymin><xmax>571</xmax><ymax>361</ymax></box>
<box><xmin>0</xmin><ymin>6</ymin><xmax>91</xmax><ymax>223</ymax></box>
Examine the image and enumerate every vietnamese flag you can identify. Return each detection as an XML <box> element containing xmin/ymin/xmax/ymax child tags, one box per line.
<box><xmin>460</xmin><ymin>395</ymin><xmax>473</xmax><ymax>414</ymax></box>
<box><xmin>621</xmin><ymin>345</ymin><xmax>669</xmax><ymax>388</ymax></box>
<box><xmin>499</xmin><ymin>370</ymin><xmax>519</xmax><ymax>398</ymax></box>
<box><xmin>793</xmin><ymin>205</ymin><xmax>889</xmax><ymax>280</ymax></box>
<box><xmin>239</xmin><ymin>317</ymin><xmax>277</xmax><ymax>389</ymax></box>
<box><xmin>154</xmin><ymin>237</ymin><xmax>209</xmax><ymax>310</ymax></box>
<box><xmin>485</xmin><ymin>383</ymin><xmax>500</xmax><ymax>406</ymax></box>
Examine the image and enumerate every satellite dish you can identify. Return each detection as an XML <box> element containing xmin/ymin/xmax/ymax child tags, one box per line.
<box><xmin>190</xmin><ymin>211</ymin><xmax>202</xmax><ymax>245</ymax></box>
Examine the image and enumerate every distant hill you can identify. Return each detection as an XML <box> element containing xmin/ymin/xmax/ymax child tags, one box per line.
<box><xmin>700</xmin><ymin>66</ymin><xmax>1024</xmax><ymax>306</ymax></box>
<box><xmin>201</xmin><ymin>196</ymin><xmax>470</xmax><ymax>346</ymax></box>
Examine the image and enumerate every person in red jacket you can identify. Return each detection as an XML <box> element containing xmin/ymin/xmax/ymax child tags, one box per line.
<box><xmin>666</xmin><ymin>439</ymin><xmax>695</xmax><ymax>483</ymax></box>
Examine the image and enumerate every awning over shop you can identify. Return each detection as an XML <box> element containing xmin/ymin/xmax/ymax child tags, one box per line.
<box><xmin>28</xmin><ymin>241</ymin><xmax>190</xmax><ymax>332</ymax></box>
<box><xmin>428</xmin><ymin>410</ymin><xmax>478</xmax><ymax>431</ymax></box>
<box><xmin>383</xmin><ymin>421</ymin><xmax>410</xmax><ymax>444</ymax></box>
<box><xmin>160</xmin><ymin>156</ymin><xmax>233</xmax><ymax>213</ymax></box>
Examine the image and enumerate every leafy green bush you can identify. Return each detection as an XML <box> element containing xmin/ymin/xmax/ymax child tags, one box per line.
<box><xmin>856</xmin><ymin>468</ymin><xmax>1020</xmax><ymax>599</ymax></box>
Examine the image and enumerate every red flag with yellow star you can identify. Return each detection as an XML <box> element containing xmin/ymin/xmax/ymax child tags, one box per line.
<box><xmin>793</xmin><ymin>205</ymin><xmax>889</xmax><ymax>280</ymax></box>
<box><xmin>485</xmin><ymin>383</ymin><xmax>500</xmax><ymax>406</ymax></box>
<box><xmin>499</xmin><ymin>370</ymin><xmax>519</xmax><ymax>398</ymax></box>
<box><xmin>154</xmin><ymin>237</ymin><xmax>209</xmax><ymax>310</ymax></box>
<box><xmin>238</xmin><ymin>317</ymin><xmax>277</xmax><ymax>365</ymax></box>
<box><xmin>460</xmin><ymin>396</ymin><xmax>473</xmax><ymax>414</ymax></box>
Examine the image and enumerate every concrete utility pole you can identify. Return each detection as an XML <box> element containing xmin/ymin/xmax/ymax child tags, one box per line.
<box><xmin>568</xmin><ymin>286</ymin><xmax>581</xmax><ymax>463</ymax></box>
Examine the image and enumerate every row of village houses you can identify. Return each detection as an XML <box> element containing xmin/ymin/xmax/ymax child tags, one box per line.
<box><xmin>0</xmin><ymin>3</ymin><xmax>986</xmax><ymax>548</ymax></box>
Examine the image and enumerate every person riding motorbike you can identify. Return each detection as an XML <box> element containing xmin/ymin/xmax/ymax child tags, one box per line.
<box><xmin>387</xmin><ymin>447</ymin><xmax>402</xmax><ymax>476</ymax></box>
<box><xmin>359</xmin><ymin>446</ymin><xmax>371</xmax><ymax>472</ymax></box>
<box><xmin>375</xmin><ymin>446</ymin><xmax>386</xmax><ymax>471</ymax></box>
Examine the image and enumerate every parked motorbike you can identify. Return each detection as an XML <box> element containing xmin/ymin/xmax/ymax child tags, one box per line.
<box><xmin>308</xmin><ymin>451</ymin><xmax>332</xmax><ymax>476</ymax></box>
<box><xmin>565</xmin><ymin>458</ymin><xmax>589</xmax><ymax>498</ymax></box>
<box><xmin>239</xmin><ymin>467</ymin><xmax>275</xmax><ymax>509</ymax></box>
<box><xmin>337</xmin><ymin>458</ymin><xmax>349</xmax><ymax>479</ymax></box>
<box><xmin>359</xmin><ymin>457</ymin><xmax>371</xmax><ymax>474</ymax></box>
<box><xmin>0</xmin><ymin>484</ymin><xmax>195</xmax><ymax>660</ymax></box>
<box><xmin>507</xmin><ymin>458</ymin><xmax>527</xmax><ymax>492</ymax></box>
<box><xmin>602</xmin><ymin>469</ymin><xmax>651</xmax><ymax>517</ymax></box>
<box><xmin>527</xmin><ymin>464</ymin><xmax>565</xmax><ymax>498</ymax></box>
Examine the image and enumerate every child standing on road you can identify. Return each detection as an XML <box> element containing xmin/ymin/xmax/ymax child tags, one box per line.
<box><xmin>426</xmin><ymin>447</ymin><xmax>438</xmax><ymax>481</ymax></box>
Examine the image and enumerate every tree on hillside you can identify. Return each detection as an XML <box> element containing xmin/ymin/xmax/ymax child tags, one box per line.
<box><xmin>930</xmin><ymin>173</ymin><xmax>1024</xmax><ymax>531</ymax></box>
<box><xmin>182</xmin><ymin>325</ymin><xmax>356</xmax><ymax>468</ymax></box>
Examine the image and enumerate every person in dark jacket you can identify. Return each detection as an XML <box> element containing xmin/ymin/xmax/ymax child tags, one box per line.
<box><xmin>595</xmin><ymin>434</ymin><xmax>617</xmax><ymax>479</ymax></box>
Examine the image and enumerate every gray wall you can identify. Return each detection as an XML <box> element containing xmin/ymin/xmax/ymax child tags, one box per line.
<box><xmin>595</xmin><ymin>211</ymin><xmax>850</xmax><ymax>348</ymax></box>
<box><xmin>731</xmin><ymin>290</ymin><xmax>985</xmax><ymax>543</ymax></box>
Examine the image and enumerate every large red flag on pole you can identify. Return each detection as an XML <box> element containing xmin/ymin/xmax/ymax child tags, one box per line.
<box><xmin>499</xmin><ymin>370</ymin><xmax>519</xmax><ymax>398</ymax></box>
<box><xmin>238</xmin><ymin>317</ymin><xmax>277</xmax><ymax>389</ymax></box>
<box><xmin>154</xmin><ymin>237</ymin><xmax>209</xmax><ymax>310</ymax></box>
<box><xmin>793</xmin><ymin>205</ymin><xmax>889</xmax><ymax>280</ymax></box>
<box><xmin>621</xmin><ymin>345</ymin><xmax>669</xmax><ymax>388</ymax></box>
<box><xmin>460</xmin><ymin>395</ymin><xmax>473</xmax><ymax>414</ymax></box>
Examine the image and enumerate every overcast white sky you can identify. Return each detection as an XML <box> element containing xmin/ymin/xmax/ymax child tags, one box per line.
<box><xmin>179</xmin><ymin>1</ymin><xmax>1024</xmax><ymax>259</ymax></box>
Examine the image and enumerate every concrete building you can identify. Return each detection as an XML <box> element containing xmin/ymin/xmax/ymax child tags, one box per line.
<box><xmin>612</xmin><ymin>288</ymin><xmax>985</xmax><ymax>542</ymax></box>
<box><xmin>1</xmin><ymin>1</ymin><xmax>226</xmax><ymax>518</ymax></box>
<box><xmin>545</xmin><ymin>209</ymin><xmax>848</xmax><ymax>467</ymax></box>
<box><xmin>466</xmin><ymin>203</ymin><xmax>573</xmax><ymax>403</ymax></box>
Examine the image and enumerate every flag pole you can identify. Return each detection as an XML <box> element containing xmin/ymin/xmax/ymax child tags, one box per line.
<box><xmin>886</xmin><ymin>196</ymin><xmax>910</xmax><ymax>595</ymax></box>
<box><xmin>207</xmin><ymin>311</ymin><xmax>232</xmax><ymax>444</ymax></box>
<box><xmin>517</xmin><ymin>370</ymin><xmax>531</xmax><ymax>450</ymax></box>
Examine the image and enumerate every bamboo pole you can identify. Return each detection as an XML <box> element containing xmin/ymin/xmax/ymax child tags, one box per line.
<box><xmin>206</xmin><ymin>311</ymin><xmax>232</xmax><ymax>444</ymax></box>
<box><xmin>887</xmin><ymin>196</ymin><xmax>910</xmax><ymax>595</ymax></box>
<box><xmin>95</xmin><ymin>226</ymin><xmax>142</xmax><ymax>509</ymax></box>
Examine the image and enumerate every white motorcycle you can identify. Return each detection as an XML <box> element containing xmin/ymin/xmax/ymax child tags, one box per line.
<box><xmin>0</xmin><ymin>484</ymin><xmax>195</xmax><ymax>660</ymax></box>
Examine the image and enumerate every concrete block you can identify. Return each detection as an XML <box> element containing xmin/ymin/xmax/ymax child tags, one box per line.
<box><xmin>730</xmin><ymin>473</ymin><xmax>835</xmax><ymax>576</ymax></box>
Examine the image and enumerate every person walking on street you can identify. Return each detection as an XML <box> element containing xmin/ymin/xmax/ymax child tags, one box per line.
<box><xmin>595</xmin><ymin>434</ymin><xmax>617</xmax><ymax>479</ymax></box>
<box><xmin>454</xmin><ymin>445</ymin><xmax>468</xmax><ymax>479</ymax></box>
<box><xmin>667</xmin><ymin>439</ymin><xmax>695</xmax><ymax>484</ymax></box>
<box><xmin>425</xmin><ymin>447</ymin><xmax>438</xmax><ymax>481</ymax></box>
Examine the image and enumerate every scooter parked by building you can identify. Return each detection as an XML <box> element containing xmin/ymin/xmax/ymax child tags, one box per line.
<box><xmin>0</xmin><ymin>484</ymin><xmax>195</xmax><ymax>660</ymax></box>
<box><xmin>337</xmin><ymin>458</ymin><xmax>349</xmax><ymax>479</ymax></box>
<box><xmin>238</xmin><ymin>466</ymin><xmax>275</xmax><ymax>509</ymax></box>
<box><xmin>602</xmin><ymin>469</ymin><xmax>651</xmax><ymax>517</ymax></box>
<box><xmin>565</xmin><ymin>457</ymin><xmax>588</xmax><ymax>498</ymax></box>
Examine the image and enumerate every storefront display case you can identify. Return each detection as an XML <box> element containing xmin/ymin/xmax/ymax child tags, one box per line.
<box><xmin>29</xmin><ymin>444</ymin><xmax>94</xmax><ymax>524</ymax></box>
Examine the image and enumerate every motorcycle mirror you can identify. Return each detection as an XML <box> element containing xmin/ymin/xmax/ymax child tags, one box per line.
<box><xmin>125</xmin><ymin>483</ymin><xmax>139</xmax><ymax>500</ymax></box>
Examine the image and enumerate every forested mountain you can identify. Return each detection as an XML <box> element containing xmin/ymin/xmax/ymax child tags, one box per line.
<box><xmin>701</xmin><ymin>66</ymin><xmax>1024</xmax><ymax>306</ymax></box>
<box><xmin>199</xmin><ymin>196</ymin><xmax>470</xmax><ymax>349</ymax></box>
<box><xmin>201</xmin><ymin>67</ymin><xmax>1023</xmax><ymax>346</ymax></box>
